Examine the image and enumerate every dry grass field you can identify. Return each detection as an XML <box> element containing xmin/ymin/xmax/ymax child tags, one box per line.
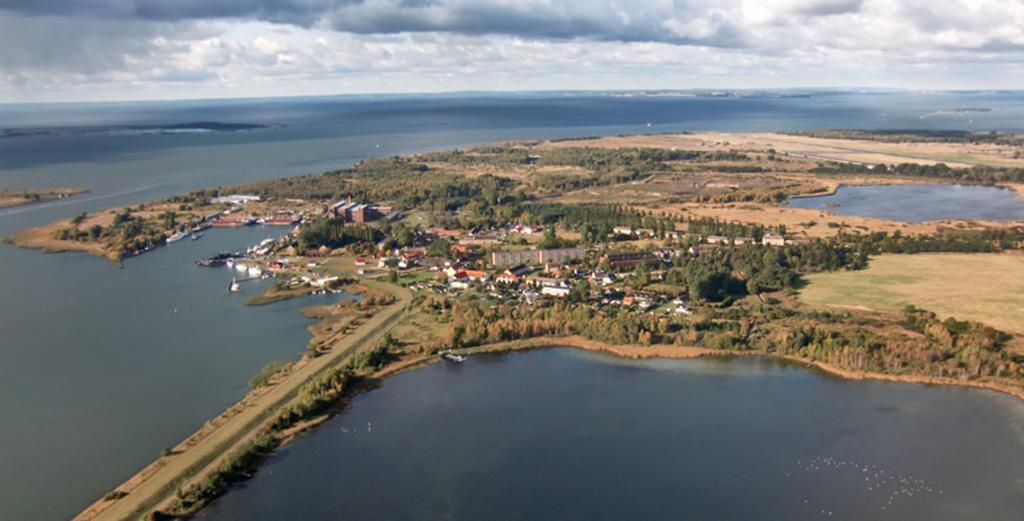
<box><xmin>800</xmin><ymin>253</ymin><xmax>1024</xmax><ymax>334</ymax></box>
<box><xmin>546</xmin><ymin>132</ymin><xmax>1024</xmax><ymax>169</ymax></box>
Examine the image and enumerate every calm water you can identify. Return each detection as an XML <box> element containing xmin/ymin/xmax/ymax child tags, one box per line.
<box><xmin>789</xmin><ymin>184</ymin><xmax>1024</xmax><ymax>222</ymax></box>
<box><xmin>201</xmin><ymin>349</ymin><xmax>1024</xmax><ymax>521</ymax></box>
<box><xmin>2</xmin><ymin>90</ymin><xmax>1024</xmax><ymax>519</ymax></box>
<box><xmin>0</xmin><ymin>227</ymin><xmax>357</xmax><ymax>520</ymax></box>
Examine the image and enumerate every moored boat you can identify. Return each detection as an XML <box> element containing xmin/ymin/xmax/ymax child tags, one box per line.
<box><xmin>440</xmin><ymin>351</ymin><xmax>467</xmax><ymax>363</ymax></box>
<box><xmin>166</xmin><ymin>231</ymin><xmax>190</xmax><ymax>244</ymax></box>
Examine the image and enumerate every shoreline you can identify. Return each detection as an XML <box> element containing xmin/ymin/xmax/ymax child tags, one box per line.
<box><xmin>76</xmin><ymin>281</ymin><xmax>410</xmax><ymax>521</ymax></box>
<box><xmin>461</xmin><ymin>336</ymin><xmax>1024</xmax><ymax>403</ymax></box>
<box><xmin>374</xmin><ymin>335</ymin><xmax>1024</xmax><ymax>405</ymax></box>
<box><xmin>0</xmin><ymin>187</ymin><xmax>88</xmax><ymax>209</ymax></box>
<box><xmin>78</xmin><ymin>332</ymin><xmax>1024</xmax><ymax>520</ymax></box>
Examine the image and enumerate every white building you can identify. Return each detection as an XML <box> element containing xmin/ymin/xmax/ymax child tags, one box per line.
<box><xmin>211</xmin><ymin>194</ymin><xmax>261</xmax><ymax>205</ymax></box>
<box><xmin>541</xmin><ymin>286</ymin><xmax>572</xmax><ymax>298</ymax></box>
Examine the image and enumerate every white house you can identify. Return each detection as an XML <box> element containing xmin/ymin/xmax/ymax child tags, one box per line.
<box><xmin>762</xmin><ymin>233</ymin><xmax>786</xmax><ymax>246</ymax></box>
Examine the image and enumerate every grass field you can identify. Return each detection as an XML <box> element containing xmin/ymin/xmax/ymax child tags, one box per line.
<box><xmin>800</xmin><ymin>253</ymin><xmax>1024</xmax><ymax>334</ymax></box>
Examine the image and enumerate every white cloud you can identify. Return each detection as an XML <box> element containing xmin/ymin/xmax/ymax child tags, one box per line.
<box><xmin>1</xmin><ymin>0</ymin><xmax>1024</xmax><ymax>101</ymax></box>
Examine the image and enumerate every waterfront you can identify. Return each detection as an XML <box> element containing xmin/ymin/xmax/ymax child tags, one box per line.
<box><xmin>3</xmin><ymin>91</ymin><xmax>1024</xmax><ymax>519</ymax></box>
<box><xmin>201</xmin><ymin>349</ymin><xmax>1024</xmax><ymax>521</ymax></box>
<box><xmin>0</xmin><ymin>226</ymin><xmax>354</xmax><ymax>520</ymax></box>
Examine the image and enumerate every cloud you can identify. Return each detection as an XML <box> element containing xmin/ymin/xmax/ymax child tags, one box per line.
<box><xmin>0</xmin><ymin>1</ymin><xmax>340</xmax><ymax>25</ymax></box>
<box><xmin>1</xmin><ymin>0</ymin><xmax>1024</xmax><ymax>101</ymax></box>
<box><xmin>323</xmin><ymin>0</ymin><xmax>746</xmax><ymax>47</ymax></box>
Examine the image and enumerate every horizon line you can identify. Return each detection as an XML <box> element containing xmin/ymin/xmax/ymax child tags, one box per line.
<box><xmin>4</xmin><ymin>86</ymin><xmax>1024</xmax><ymax>107</ymax></box>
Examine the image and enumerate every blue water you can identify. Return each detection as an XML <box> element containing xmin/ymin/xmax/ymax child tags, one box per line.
<box><xmin>201</xmin><ymin>350</ymin><xmax>1024</xmax><ymax>521</ymax></box>
<box><xmin>2</xmin><ymin>90</ymin><xmax>1024</xmax><ymax>520</ymax></box>
<box><xmin>789</xmin><ymin>184</ymin><xmax>1024</xmax><ymax>222</ymax></box>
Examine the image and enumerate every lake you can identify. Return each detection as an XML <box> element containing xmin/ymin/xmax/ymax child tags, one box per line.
<box><xmin>200</xmin><ymin>349</ymin><xmax>1024</xmax><ymax>521</ymax></box>
<box><xmin>788</xmin><ymin>184</ymin><xmax>1024</xmax><ymax>222</ymax></box>
<box><xmin>3</xmin><ymin>90</ymin><xmax>1024</xmax><ymax>519</ymax></box>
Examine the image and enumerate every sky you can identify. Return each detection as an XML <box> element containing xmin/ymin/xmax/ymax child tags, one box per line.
<box><xmin>1</xmin><ymin>0</ymin><xmax>1023</xmax><ymax>102</ymax></box>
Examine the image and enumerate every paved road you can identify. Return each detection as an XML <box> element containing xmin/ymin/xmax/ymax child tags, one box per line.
<box><xmin>81</xmin><ymin>281</ymin><xmax>411</xmax><ymax>521</ymax></box>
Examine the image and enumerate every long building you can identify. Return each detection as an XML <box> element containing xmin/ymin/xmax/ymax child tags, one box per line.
<box><xmin>491</xmin><ymin>246</ymin><xmax>585</xmax><ymax>266</ymax></box>
<box><xmin>329</xmin><ymin>199</ymin><xmax>392</xmax><ymax>223</ymax></box>
<box><xmin>600</xmin><ymin>252</ymin><xmax>660</xmax><ymax>270</ymax></box>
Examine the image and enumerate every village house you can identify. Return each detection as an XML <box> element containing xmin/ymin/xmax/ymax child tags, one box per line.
<box><xmin>454</xmin><ymin>270</ymin><xmax>488</xmax><ymax>282</ymax></box>
<box><xmin>762</xmin><ymin>233</ymin><xmax>786</xmax><ymax>246</ymax></box>
<box><xmin>509</xmin><ymin>224</ymin><xmax>543</xmax><ymax>235</ymax></box>
<box><xmin>673</xmin><ymin>299</ymin><xmax>692</xmax><ymax>315</ymax></box>
<box><xmin>507</xmin><ymin>264</ymin><xmax>533</xmax><ymax>277</ymax></box>
<box><xmin>525</xmin><ymin>275</ymin><xmax>564</xmax><ymax>288</ymax></box>
<box><xmin>496</xmin><ymin>272</ymin><xmax>520</xmax><ymax>284</ymax></box>
<box><xmin>418</xmin><ymin>257</ymin><xmax>447</xmax><ymax>270</ymax></box>
<box><xmin>495</xmin><ymin>264</ymin><xmax>533</xmax><ymax>284</ymax></box>
<box><xmin>433</xmin><ymin>228</ymin><xmax>463</xmax><ymax>238</ymax></box>
<box><xmin>689</xmin><ymin>243</ymin><xmax>719</xmax><ymax>257</ymax></box>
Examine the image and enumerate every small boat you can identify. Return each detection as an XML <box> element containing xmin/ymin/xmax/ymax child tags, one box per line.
<box><xmin>248</xmin><ymin>266</ymin><xmax>263</xmax><ymax>277</ymax></box>
<box><xmin>225</xmin><ymin>258</ymin><xmax>235</xmax><ymax>268</ymax></box>
<box><xmin>190</xmin><ymin>232</ymin><xmax>204</xmax><ymax>241</ymax></box>
<box><xmin>166</xmin><ymin>231</ymin><xmax>189</xmax><ymax>244</ymax></box>
<box><xmin>440</xmin><ymin>351</ymin><xmax>466</xmax><ymax>363</ymax></box>
<box><xmin>229</xmin><ymin>278</ymin><xmax>241</xmax><ymax>293</ymax></box>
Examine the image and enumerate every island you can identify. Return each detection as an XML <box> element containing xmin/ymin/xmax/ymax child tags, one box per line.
<box><xmin>12</xmin><ymin>131</ymin><xmax>1024</xmax><ymax>521</ymax></box>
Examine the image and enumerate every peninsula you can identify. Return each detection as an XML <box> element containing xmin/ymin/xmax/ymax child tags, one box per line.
<box><xmin>12</xmin><ymin>131</ymin><xmax>1024</xmax><ymax>520</ymax></box>
<box><xmin>0</xmin><ymin>187</ymin><xmax>87</xmax><ymax>209</ymax></box>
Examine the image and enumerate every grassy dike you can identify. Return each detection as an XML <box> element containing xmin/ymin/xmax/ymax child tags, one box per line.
<box><xmin>77</xmin><ymin>280</ymin><xmax>411</xmax><ymax>521</ymax></box>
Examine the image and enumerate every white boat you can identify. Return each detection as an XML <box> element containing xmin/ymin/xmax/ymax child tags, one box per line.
<box><xmin>248</xmin><ymin>266</ymin><xmax>263</xmax><ymax>277</ymax></box>
<box><xmin>190</xmin><ymin>232</ymin><xmax>204</xmax><ymax>241</ymax></box>
<box><xmin>235</xmin><ymin>263</ymin><xmax>249</xmax><ymax>272</ymax></box>
<box><xmin>225</xmin><ymin>258</ymin><xmax>235</xmax><ymax>268</ymax></box>
<box><xmin>229</xmin><ymin>278</ymin><xmax>241</xmax><ymax>293</ymax></box>
<box><xmin>166</xmin><ymin>231</ymin><xmax>189</xmax><ymax>244</ymax></box>
<box><xmin>440</xmin><ymin>351</ymin><xmax>466</xmax><ymax>363</ymax></box>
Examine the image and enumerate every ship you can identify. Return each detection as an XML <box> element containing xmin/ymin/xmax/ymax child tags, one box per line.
<box><xmin>166</xmin><ymin>231</ymin><xmax>190</xmax><ymax>244</ymax></box>
<box><xmin>439</xmin><ymin>350</ymin><xmax>467</xmax><ymax>363</ymax></box>
<box><xmin>228</xmin><ymin>278</ymin><xmax>241</xmax><ymax>293</ymax></box>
